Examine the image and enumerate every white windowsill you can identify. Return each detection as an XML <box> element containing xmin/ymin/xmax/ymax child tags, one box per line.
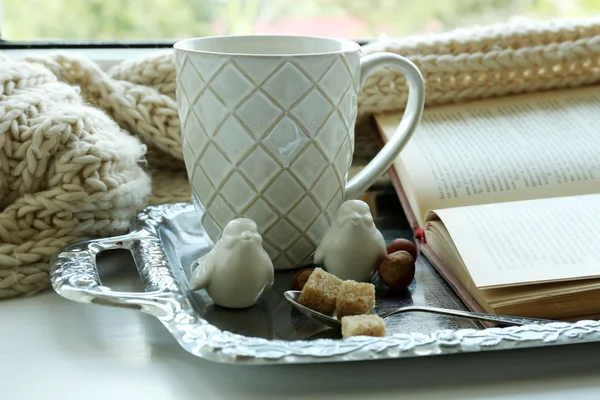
<box><xmin>2</xmin><ymin>47</ymin><xmax>165</xmax><ymax>70</ymax></box>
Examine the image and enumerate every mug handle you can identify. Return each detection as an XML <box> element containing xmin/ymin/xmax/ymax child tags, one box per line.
<box><xmin>345</xmin><ymin>53</ymin><xmax>425</xmax><ymax>200</ymax></box>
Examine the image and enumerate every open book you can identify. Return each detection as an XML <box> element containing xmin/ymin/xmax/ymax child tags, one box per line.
<box><xmin>374</xmin><ymin>85</ymin><xmax>600</xmax><ymax>319</ymax></box>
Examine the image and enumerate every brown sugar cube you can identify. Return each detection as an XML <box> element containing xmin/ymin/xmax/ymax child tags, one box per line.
<box><xmin>335</xmin><ymin>280</ymin><xmax>375</xmax><ymax>319</ymax></box>
<box><xmin>297</xmin><ymin>267</ymin><xmax>342</xmax><ymax>314</ymax></box>
<box><xmin>341</xmin><ymin>315</ymin><xmax>386</xmax><ymax>339</ymax></box>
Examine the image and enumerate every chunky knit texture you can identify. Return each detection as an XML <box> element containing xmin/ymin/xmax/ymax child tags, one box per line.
<box><xmin>359</xmin><ymin>16</ymin><xmax>600</xmax><ymax>115</ymax></box>
<box><xmin>0</xmin><ymin>59</ymin><xmax>151</xmax><ymax>298</ymax></box>
<box><xmin>1</xmin><ymin>16</ymin><xmax>600</xmax><ymax>299</ymax></box>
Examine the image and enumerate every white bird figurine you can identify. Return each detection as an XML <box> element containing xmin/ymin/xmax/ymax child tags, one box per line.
<box><xmin>190</xmin><ymin>218</ymin><xmax>274</xmax><ymax>308</ymax></box>
<box><xmin>314</xmin><ymin>199</ymin><xmax>386</xmax><ymax>282</ymax></box>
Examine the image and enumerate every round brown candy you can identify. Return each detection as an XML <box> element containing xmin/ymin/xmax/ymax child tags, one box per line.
<box><xmin>291</xmin><ymin>267</ymin><xmax>315</xmax><ymax>291</ymax></box>
<box><xmin>386</xmin><ymin>238</ymin><xmax>418</xmax><ymax>260</ymax></box>
<box><xmin>377</xmin><ymin>250</ymin><xmax>415</xmax><ymax>290</ymax></box>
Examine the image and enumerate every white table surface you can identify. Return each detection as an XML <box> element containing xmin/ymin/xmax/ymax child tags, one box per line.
<box><xmin>3</xmin><ymin>251</ymin><xmax>600</xmax><ymax>400</ymax></box>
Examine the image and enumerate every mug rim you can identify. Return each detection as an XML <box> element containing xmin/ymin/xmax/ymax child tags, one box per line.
<box><xmin>173</xmin><ymin>34</ymin><xmax>361</xmax><ymax>57</ymax></box>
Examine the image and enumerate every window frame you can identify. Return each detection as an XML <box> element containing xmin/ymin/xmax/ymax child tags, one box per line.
<box><xmin>0</xmin><ymin>39</ymin><xmax>176</xmax><ymax>49</ymax></box>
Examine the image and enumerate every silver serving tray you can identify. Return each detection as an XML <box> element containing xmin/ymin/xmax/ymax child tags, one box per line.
<box><xmin>49</xmin><ymin>202</ymin><xmax>600</xmax><ymax>365</ymax></box>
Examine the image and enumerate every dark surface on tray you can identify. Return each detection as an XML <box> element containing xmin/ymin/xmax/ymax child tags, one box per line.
<box><xmin>178</xmin><ymin>188</ymin><xmax>480</xmax><ymax>341</ymax></box>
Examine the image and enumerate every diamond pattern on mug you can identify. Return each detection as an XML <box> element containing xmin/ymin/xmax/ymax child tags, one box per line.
<box><xmin>290</xmin><ymin>89</ymin><xmax>334</xmax><ymax>138</ymax></box>
<box><xmin>273</xmin><ymin>256</ymin><xmax>293</xmax><ymax>271</ymax></box>
<box><xmin>312</xmin><ymin>166</ymin><xmax>339</xmax><ymax>209</ymax></box>
<box><xmin>220</xmin><ymin>171</ymin><xmax>256</xmax><ymax>213</ymax></box>
<box><xmin>266</xmin><ymin>218</ymin><xmax>301</xmax><ymax>251</ymax></box>
<box><xmin>264</xmin><ymin>170</ymin><xmax>304</xmax><ymax>214</ymax></box>
<box><xmin>212</xmin><ymin>115</ymin><xmax>255</xmax><ymax>164</ymax></box>
<box><xmin>235</xmin><ymin>91</ymin><xmax>283</xmax><ymax>139</ymax></box>
<box><xmin>286</xmin><ymin>195</ymin><xmax>320</xmax><ymax>232</ymax></box>
<box><xmin>333</xmin><ymin>136</ymin><xmax>353</xmax><ymax>181</ymax></box>
<box><xmin>342</xmin><ymin>52</ymin><xmax>361</xmax><ymax>92</ymax></box>
<box><xmin>262</xmin><ymin>62</ymin><xmax>312</xmax><ymax>109</ymax></box>
<box><xmin>199</xmin><ymin>143</ymin><xmax>230</xmax><ymax>188</ymax></box>
<box><xmin>192</xmin><ymin>188</ymin><xmax>223</xmax><ymax>242</ymax></box>
<box><xmin>261</xmin><ymin>240</ymin><xmax>279</xmax><ymax>261</ymax></box>
<box><xmin>191</xmin><ymin>188</ymin><xmax>206</xmax><ymax>215</ymax></box>
<box><xmin>210</xmin><ymin>63</ymin><xmax>255</xmax><ymax>108</ymax></box>
<box><xmin>238</xmin><ymin>147</ymin><xmax>282</xmax><ymax>192</ymax></box>
<box><xmin>290</xmin><ymin>143</ymin><xmax>328</xmax><ymax>189</ymax></box>
<box><xmin>306</xmin><ymin>214</ymin><xmax>331</xmax><ymax>244</ymax></box>
<box><xmin>193</xmin><ymin>89</ymin><xmax>229</xmax><ymax>135</ymax></box>
<box><xmin>244</xmin><ymin>198</ymin><xmax>279</xmax><ymax>235</ymax></box>
<box><xmin>292</xmin><ymin>55</ymin><xmax>337</xmax><ymax>81</ymax></box>
<box><xmin>198</xmin><ymin>201</ymin><xmax>224</xmax><ymax>242</ymax></box>
<box><xmin>338</xmin><ymin>86</ymin><xmax>358</xmax><ymax>130</ymax></box>
<box><xmin>338</xmin><ymin>51</ymin><xmax>360</xmax><ymax>93</ymax></box>
<box><xmin>232</xmin><ymin>58</ymin><xmax>280</xmax><ymax>85</ymax></box>
<box><xmin>326</xmin><ymin>189</ymin><xmax>343</xmax><ymax>222</ymax></box>
<box><xmin>314</xmin><ymin>112</ymin><xmax>347</xmax><ymax>162</ymax></box>
<box><xmin>262</xmin><ymin>117</ymin><xmax>309</xmax><ymax>165</ymax></box>
<box><xmin>177</xmin><ymin>85</ymin><xmax>191</xmax><ymax>130</ymax></box>
<box><xmin>207</xmin><ymin>194</ymin><xmax>237</xmax><ymax>230</ymax></box>
<box><xmin>184</xmin><ymin>113</ymin><xmax>208</xmax><ymax>158</ymax></box>
<box><xmin>181</xmin><ymin>137</ymin><xmax>195</xmax><ymax>177</ymax></box>
<box><xmin>188</xmin><ymin>53</ymin><xmax>227</xmax><ymax>82</ymax></box>
<box><xmin>177</xmin><ymin>57</ymin><xmax>204</xmax><ymax>105</ymax></box>
<box><xmin>288</xmin><ymin>237</ymin><xmax>314</xmax><ymax>264</ymax></box>
<box><xmin>319</xmin><ymin>57</ymin><xmax>353</xmax><ymax>106</ymax></box>
<box><xmin>191</xmin><ymin>163</ymin><xmax>215</xmax><ymax>207</ymax></box>
<box><xmin>348</xmin><ymin>119</ymin><xmax>356</xmax><ymax>149</ymax></box>
<box><xmin>174</xmin><ymin>51</ymin><xmax>186</xmax><ymax>70</ymax></box>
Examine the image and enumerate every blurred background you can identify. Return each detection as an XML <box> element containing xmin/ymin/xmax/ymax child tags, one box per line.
<box><xmin>1</xmin><ymin>0</ymin><xmax>599</xmax><ymax>42</ymax></box>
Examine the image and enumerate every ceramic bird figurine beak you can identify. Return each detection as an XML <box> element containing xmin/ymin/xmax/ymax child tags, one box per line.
<box><xmin>313</xmin><ymin>199</ymin><xmax>386</xmax><ymax>281</ymax></box>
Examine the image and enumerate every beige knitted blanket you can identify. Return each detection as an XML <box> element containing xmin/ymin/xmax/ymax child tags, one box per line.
<box><xmin>2</xmin><ymin>17</ymin><xmax>600</xmax><ymax>299</ymax></box>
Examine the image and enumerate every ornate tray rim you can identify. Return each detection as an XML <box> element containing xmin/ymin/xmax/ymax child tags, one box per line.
<box><xmin>49</xmin><ymin>203</ymin><xmax>600</xmax><ymax>365</ymax></box>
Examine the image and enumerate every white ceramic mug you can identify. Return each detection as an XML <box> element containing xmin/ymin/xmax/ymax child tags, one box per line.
<box><xmin>174</xmin><ymin>35</ymin><xmax>425</xmax><ymax>270</ymax></box>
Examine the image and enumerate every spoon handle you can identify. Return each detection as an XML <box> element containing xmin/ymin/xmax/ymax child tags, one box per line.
<box><xmin>382</xmin><ymin>306</ymin><xmax>555</xmax><ymax>326</ymax></box>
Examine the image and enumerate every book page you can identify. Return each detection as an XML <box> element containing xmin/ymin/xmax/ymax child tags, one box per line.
<box><xmin>376</xmin><ymin>86</ymin><xmax>600</xmax><ymax>226</ymax></box>
<box><xmin>426</xmin><ymin>193</ymin><xmax>600</xmax><ymax>288</ymax></box>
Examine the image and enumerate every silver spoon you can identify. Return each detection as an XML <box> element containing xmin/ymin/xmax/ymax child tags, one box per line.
<box><xmin>284</xmin><ymin>290</ymin><xmax>556</xmax><ymax>329</ymax></box>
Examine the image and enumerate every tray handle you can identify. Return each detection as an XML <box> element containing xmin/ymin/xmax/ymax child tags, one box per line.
<box><xmin>49</xmin><ymin>230</ymin><xmax>181</xmax><ymax>318</ymax></box>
